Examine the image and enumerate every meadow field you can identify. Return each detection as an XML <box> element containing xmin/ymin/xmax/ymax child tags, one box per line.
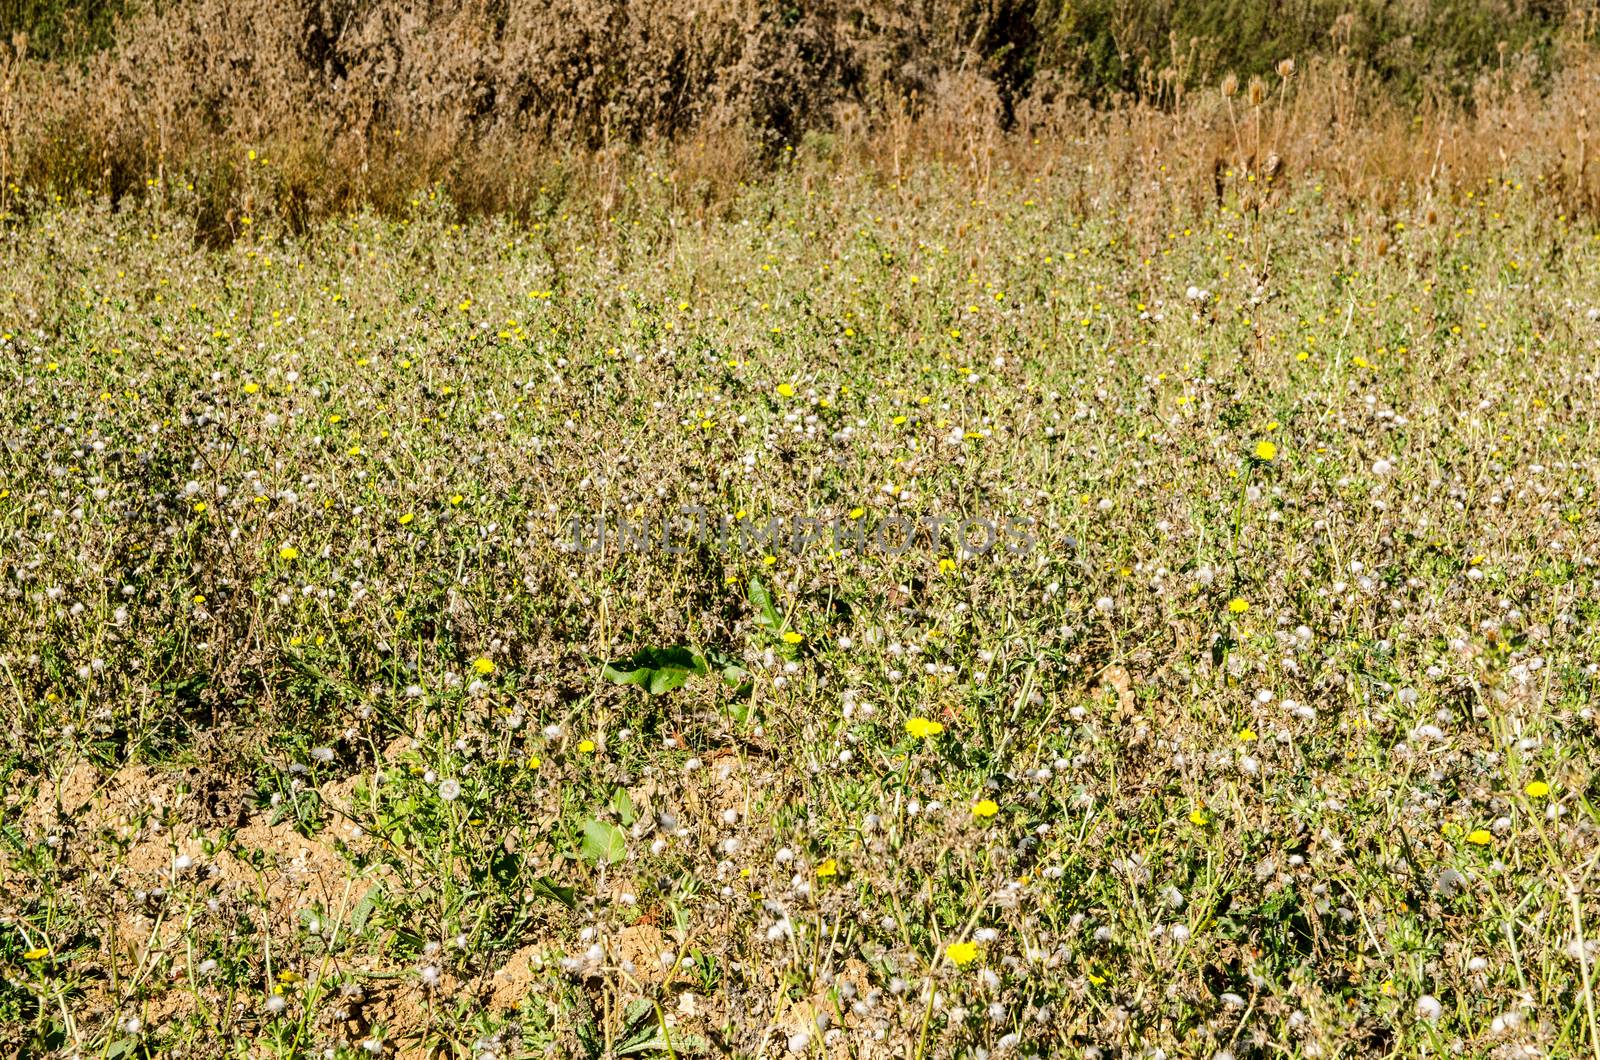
<box><xmin>4</xmin><ymin>35</ymin><xmax>1600</xmax><ymax>1056</ymax></box>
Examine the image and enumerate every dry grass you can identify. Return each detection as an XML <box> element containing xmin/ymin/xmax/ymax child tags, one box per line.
<box><xmin>2</xmin><ymin>4</ymin><xmax>1599</xmax><ymax>234</ymax></box>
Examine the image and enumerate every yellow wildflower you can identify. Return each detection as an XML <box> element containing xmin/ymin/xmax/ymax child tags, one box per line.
<box><xmin>946</xmin><ymin>941</ymin><xmax>979</xmax><ymax>966</ymax></box>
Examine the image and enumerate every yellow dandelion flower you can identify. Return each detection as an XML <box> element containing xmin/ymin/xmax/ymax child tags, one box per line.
<box><xmin>577</xmin><ymin>739</ymin><xmax>596</xmax><ymax>753</ymax></box>
<box><xmin>1524</xmin><ymin>781</ymin><xmax>1550</xmax><ymax>798</ymax></box>
<box><xmin>782</xmin><ymin>631</ymin><xmax>804</xmax><ymax>644</ymax></box>
<box><xmin>472</xmin><ymin>657</ymin><xmax>495</xmax><ymax>675</ymax></box>
<box><xmin>816</xmin><ymin>858</ymin><xmax>838</xmax><ymax>878</ymax></box>
<box><xmin>279</xmin><ymin>546</ymin><xmax>299</xmax><ymax>560</ymax></box>
<box><xmin>398</xmin><ymin>513</ymin><xmax>414</xmax><ymax>525</ymax></box>
<box><xmin>1466</xmin><ymin>829</ymin><xmax>1493</xmax><ymax>846</ymax></box>
<box><xmin>1254</xmin><ymin>440</ymin><xmax>1277</xmax><ymax>461</ymax></box>
<box><xmin>1227</xmin><ymin>598</ymin><xmax>1250</xmax><ymax>614</ymax></box>
<box><xmin>972</xmin><ymin>799</ymin><xmax>999</xmax><ymax>818</ymax></box>
<box><xmin>905</xmin><ymin>717</ymin><xmax>944</xmax><ymax>739</ymax></box>
<box><xmin>946</xmin><ymin>941</ymin><xmax>979</xmax><ymax>966</ymax></box>
<box><xmin>776</xmin><ymin>383</ymin><xmax>796</xmax><ymax>398</ymax></box>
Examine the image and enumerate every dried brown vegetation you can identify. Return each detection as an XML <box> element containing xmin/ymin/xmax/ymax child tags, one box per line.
<box><xmin>1</xmin><ymin>2</ymin><xmax>1598</xmax><ymax>232</ymax></box>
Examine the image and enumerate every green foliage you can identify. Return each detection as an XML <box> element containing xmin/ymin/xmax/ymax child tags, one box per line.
<box><xmin>603</xmin><ymin>646</ymin><xmax>710</xmax><ymax>696</ymax></box>
<box><xmin>1</xmin><ymin>0</ymin><xmax>129</xmax><ymax>59</ymax></box>
<box><xmin>747</xmin><ymin>576</ymin><xmax>783</xmax><ymax>634</ymax></box>
<box><xmin>1035</xmin><ymin>0</ymin><xmax>1571</xmax><ymax>101</ymax></box>
<box><xmin>614</xmin><ymin>998</ymin><xmax>708</xmax><ymax>1055</ymax></box>
<box><xmin>604</xmin><ymin>645</ymin><xmax>750</xmax><ymax>695</ymax></box>
<box><xmin>578</xmin><ymin>818</ymin><xmax>627</xmax><ymax>865</ymax></box>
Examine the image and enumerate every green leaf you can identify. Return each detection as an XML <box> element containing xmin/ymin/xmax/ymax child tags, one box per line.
<box><xmin>704</xmin><ymin>645</ymin><xmax>750</xmax><ymax>685</ymax></box>
<box><xmin>610</xmin><ymin>786</ymin><xmax>636</xmax><ymax>826</ymax></box>
<box><xmin>613</xmin><ymin>998</ymin><xmax>709</xmax><ymax>1055</ymax></box>
<box><xmin>603</xmin><ymin>645</ymin><xmax>709</xmax><ymax>695</ymax></box>
<box><xmin>747</xmin><ymin>576</ymin><xmax>783</xmax><ymax>632</ymax></box>
<box><xmin>350</xmin><ymin>884</ymin><xmax>382</xmax><ymax>936</ymax></box>
<box><xmin>530</xmin><ymin>876</ymin><xmax>577</xmax><ymax>908</ymax></box>
<box><xmin>615</xmin><ymin>999</ymin><xmax>656</xmax><ymax>1048</ymax></box>
<box><xmin>667</xmin><ymin>1033</ymin><xmax>710</xmax><ymax>1054</ymax></box>
<box><xmin>579</xmin><ymin>818</ymin><xmax>627</xmax><ymax>865</ymax></box>
<box><xmin>618</xmin><ymin>1029</ymin><xmax>710</xmax><ymax>1056</ymax></box>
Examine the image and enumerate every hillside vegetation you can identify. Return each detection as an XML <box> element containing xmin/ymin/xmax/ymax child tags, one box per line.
<box><xmin>1</xmin><ymin>1</ymin><xmax>1598</xmax><ymax>228</ymax></box>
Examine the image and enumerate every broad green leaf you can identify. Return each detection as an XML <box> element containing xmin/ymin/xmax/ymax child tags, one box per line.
<box><xmin>579</xmin><ymin>818</ymin><xmax>627</xmax><ymax>865</ymax></box>
<box><xmin>618</xmin><ymin>1030</ymin><xmax>709</xmax><ymax>1056</ymax></box>
<box><xmin>614</xmin><ymin>997</ymin><xmax>708</xmax><ymax>1054</ymax></box>
<box><xmin>603</xmin><ymin>645</ymin><xmax>708</xmax><ymax>696</ymax></box>
<box><xmin>529</xmin><ymin>876</ymin><xmax>577</xmax><ymax>908</ymax></box>
<box><xmin>747</xmin><ymin>576</ymin><xmax>783</xmax><ymax>632</ymax></box>
<box><xmin>615</xmin><ymin>998</ymin><xmax>656</xmax><ymax>1048</ymax></box>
